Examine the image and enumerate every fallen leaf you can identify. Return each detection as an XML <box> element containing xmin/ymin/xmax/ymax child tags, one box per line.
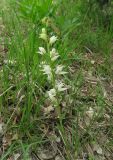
<box><xmin>43</xmin><ymin>105</ymin><xmax>54</xmax><ymax>115</ymax></box>
<box><xmin>0</xmin><ymin>123</ymin><xmax>4</xmax><ymax>135</ymax></box>
<box><xmin>13</xmin><ymin>153</ymin><xmax>21</xmax><ymax>160</ymax></box>
<box><xmin>91</xmin><ymin>60</ymin><xmax>95</xmax><ymax>64</ymax></box>
<box><xmin>93</xmin><ymin>144</ymin><xmax>103</xmax><ymax>155</ymax></box>
<box><xmin>55</xmin><ymin>155</ymin><xmax>64</xmax><ymax>160</ymax></box>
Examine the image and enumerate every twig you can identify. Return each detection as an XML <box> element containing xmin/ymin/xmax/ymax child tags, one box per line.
<box><xmin>0</xmin><ymin>85</ymin><xmax>14</xmax><ymax>97</ymax></box>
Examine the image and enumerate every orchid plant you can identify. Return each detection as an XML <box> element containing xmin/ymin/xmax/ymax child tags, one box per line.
<box><xmin>38</xmin><ymin>28</ymin><xmax>68</xmax><ymax>118</ymax></box>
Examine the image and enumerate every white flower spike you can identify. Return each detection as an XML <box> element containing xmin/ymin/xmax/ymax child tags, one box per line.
<box><xmin>55</xmin><ymin>65</ymin><xmax>67</xmax><ymax>75</ymax></box>
<box><xmin>49</xmin><ymin>36</ymin><xmax>57</xmax><ymax>45</ymax></box>
<box><xmin>38</xmin><ymin>47</ymin><xmax>46</xmax><ymax>55</ymax></box>
<box><xmin>50</xmin><ymin>48</ymin><xmax>59</xmax><ymax>61</ymax></box>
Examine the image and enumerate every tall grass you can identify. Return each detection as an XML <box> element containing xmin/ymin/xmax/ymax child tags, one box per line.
<box><xmin>0</xmin><ymin>0</ymin><xmax>113</xmax><ymax>159</ymax></box>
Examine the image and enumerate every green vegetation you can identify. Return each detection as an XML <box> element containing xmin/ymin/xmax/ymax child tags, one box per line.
<box><xmin>0</xmin><ymin>0</ymin><xmax>113</xmax><ymax>159</ymax></box>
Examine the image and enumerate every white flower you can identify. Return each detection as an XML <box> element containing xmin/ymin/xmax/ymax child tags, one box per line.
<box><xmin>47</xmin><ymin>88</ymin><xmax>56</xmax><ymax>101</ymax></box>
<box><xmin>38</xmin><ymin>47</ymin><xmax>46</xmax><ymax>55</ymax></box>
<box><xmin>39</xmin><ymin>28</ymin><xmax>47</xmax><ymax>41</ymax></box>
<box><xmin>49</xmin><ymin>36</ymin><xmax>57</xmax><ymax>45</ymax></box>
<box><xmin>41</xmin><ymin>64</ymin><xmax>52</xmax><ymax>80</ymax></box>
<box><xmin>55</xmin><ymin>81</ymin><xmax>67</xmax><ymax>92</ymax></box>
<box><xmin>55</xmin><ymin>65</ymin><xmax>67</xmax><ymax>75</ymax></box>
<box><xmin>50</xmin><ymin>48</ymin><xmax>59</xmax><ymax>61</ymax></box>
<box><xmin>42</xmin><ymin>64</ymin><xmax>51</xmax><ymax>75</ymax></box>
<box><xmin>39</xmin><ymin>33</ymin><xmax>47</xmax><ymax>41</ymax></box>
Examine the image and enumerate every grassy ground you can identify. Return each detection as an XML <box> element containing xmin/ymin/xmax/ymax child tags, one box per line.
<box><xmin>0</xmin><ymin>0</ymin><xmax>113</xmax><ymax>160</ymax></box>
